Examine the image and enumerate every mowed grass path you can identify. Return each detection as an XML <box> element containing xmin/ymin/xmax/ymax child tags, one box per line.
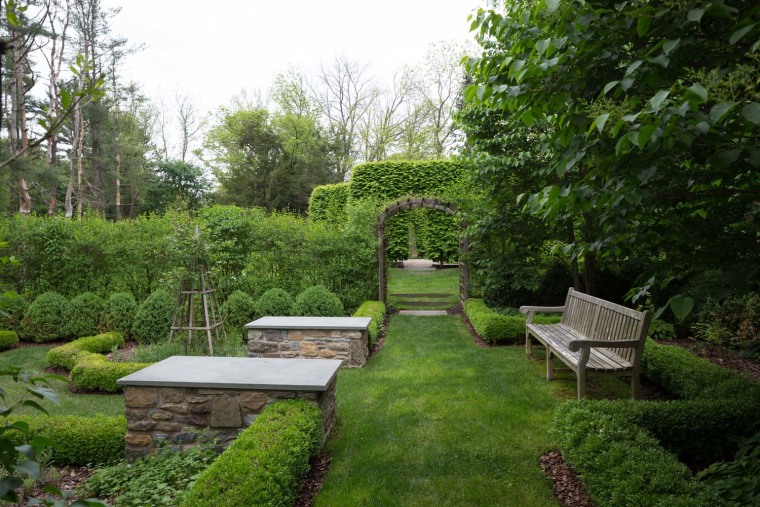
<box><xmin>387</xmin><ymin>267</ymin><xmax>459</xmax><ymax>310</ymax></box>
<box><xmin>316</xmin><ymin>315</ymin><xmax>560</xmax><ymax>506</ymax></box>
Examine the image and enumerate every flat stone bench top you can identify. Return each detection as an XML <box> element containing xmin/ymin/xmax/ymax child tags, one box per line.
<box><xmin>117</xmin><ymin>356</ymin><xmax>342</xmax><ymax>391</ymax></box>
<box><xmin>245</xmin><ymin>316</ymin><xmax>372</xmax><ymax>331</ymax></box>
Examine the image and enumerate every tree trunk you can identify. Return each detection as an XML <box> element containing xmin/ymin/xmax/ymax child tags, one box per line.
<box><xmin>65</xmin><ymin>102</ymin><xmax>81</xmax><ymax>218</ymax></box>
<box><xmin>11</xmin><ymin>37</ymin><xmax>32</xmax><ymax>216</ymax></box>
<box><xmin>567</xmin><ymin>219</ymin><xmax>581</xmax><ymax>290</ymax></box>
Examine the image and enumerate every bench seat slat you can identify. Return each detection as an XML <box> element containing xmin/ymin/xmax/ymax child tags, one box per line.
<box><xmin>527</xmin><ymin>323</ymin><xmax>632</xmax><ymax>372</ymax></box>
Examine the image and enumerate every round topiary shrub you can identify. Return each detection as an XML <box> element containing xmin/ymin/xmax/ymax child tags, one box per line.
<box><xmin>132</xmin><ymin>289</ymin><xmax>175</xmax><ymax>344</ymax></box>
<box><xmin>294</xmin><ymin>285</ymin><xmax>344</xmax><ymax>317</ymax></box>
<box><xmin>0</xmin><ymin>330</ymin><xmax>19</xmax><ymax>350</ymax></box>
<box><xmin>222</xmin><ymin>291</ymin><xmax>257</xmax><ymax>343</ymax></box>
<box><xmin>19</xmin><ymin>291</ymin><xmax>70</xmax><ymax>342</ymax></box>
<box><xmin>63</xmin><ymin>292</ymin><xmax>106</xmax><ymax>339</ymax></box>
<box><xmin>254</xmin><ymin>288</ymin><xmax>295</xmax><ymax>318</ymax></box>
<box><xmin>100</xmin><ymin>292</ymin><xmax>138</xmax><ymax>339</ymax></box>
<box><xmin>0</xmin><ymin>296</ymin><xmax>28</xmax><ymax>333</ymax></box>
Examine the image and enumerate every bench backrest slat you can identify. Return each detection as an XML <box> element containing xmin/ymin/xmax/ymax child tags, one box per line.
<box><xmin>561</xmin><ymin>288</ymin><xmax>649</xmax><ymax>363</ymax></box>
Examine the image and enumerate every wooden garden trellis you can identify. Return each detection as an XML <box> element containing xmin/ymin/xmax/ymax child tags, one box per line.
<box><xmin>168</xmin><ymin>227</ymin><xmax>225</xmax><ymax>355</ymax></box>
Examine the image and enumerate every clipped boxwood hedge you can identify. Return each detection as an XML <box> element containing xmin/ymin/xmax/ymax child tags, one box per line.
<box><xmin>308</xmin><ymin>182</ymin><xmax>350</xmax><ymax>222</ymax></box>
<box><xmin>464</xmin><ymin>299</ymin><xmax>561</xmax><ymax>344</ymax></box>
<box><xmin>0</xmin><ymin>330</ymin><xmax>19</xmax><ymax>350</ymax></box>
<box><xmin>353</xmin><ymin>301</ymin><xmax>385</xmax><ymax>346</ymax></box>
<box><xmin>6</xmin><ymin>414</ymin><xmax>126</xmax><ymax>465</ymax></box>
<box><xmin>179</xmin><ymin>399</ymin><xmax>322</xmax><ymax>507</ymax></box>
<box><xmin>553</xmin><ymin>339</ymin><xmax>760</xmax><ymax>506</ymax></box>
<box><xmin>70</xmin><ymin>354</ymin><xmax>152</xmax><ymax>393</ymax></box>
<box><xmin>46</xmin><ymin>332</ymin><xmax>125</xmax><ymax>370</ymax></box>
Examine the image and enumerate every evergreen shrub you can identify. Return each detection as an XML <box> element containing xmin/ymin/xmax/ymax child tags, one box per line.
<box><xmin>180</xmin><ymin>400</ymin><xmax>322</xmax><ymax>507</ymax></box>
<box><xmin>100</xmin><ymin>292</ymin><xmax>138</xmax><ymax>338</ymax></box>
<box><xmin>6</xmin><ymin>414</ymin><xmax>126</xmax><ymax>465</ymax></box>
<box><xmin>464</xmin><ymin>299</ymin><xmax>560</xmax><ymax>344</ymax></box>
<box><xmin>254</xmin><ymin>288</ymin><xmax>295</xmax><ymax>318</ymax></box>
<box><xmin>0</xmin><ymin>330</ymin><xmax>18</xmax><ymax>349</ymax></box>
<box><xmin>46</xmin><ymin>332</ymin><xmax>125</xmax><ymax>370</ymax></box>
<box><xmin>308</xmin><ymin>182</ymin><xmax>350</xmax><ymax>222</ymax></box>
<box><xmin>647</xmin><ymin>319</ymin><xmax>676</xmax><ymax>341</ymax></box>
<box><xmin>353</xmin><ymin>301</ymin><xmax>385</xmax><ymax>346</ymax></box>
<box><xmin>0</xmin><ymin>295</ymin><xmax>27</xmax><ymax>333</ymax></box>
<box><xmin>63</xmin><ymin>291</ymin><xmax>105</xmax><ymax>339</ymax></box>
<box><xmin>294</xmin><ymin>285</ymin><xmax>344</xmax><ymax>317</ymax></box>
<box><xmin>70</xmin><ymin>353</ymin><xmax>151</xmax><ymax>393</ymax></box>
<box><xmin>19</xmin><ymin>291</ymin><xmax>69</xmax><ymax>342</ymax></box>
<box><xmin>133</xmin><ymin>289</ymin><xmax>174</xmax><ymax>344</ymax></box>
<box><xmin>222</xmin><ymin>290</ymin><xmax>257</xmax><ymax>343</ymax></box>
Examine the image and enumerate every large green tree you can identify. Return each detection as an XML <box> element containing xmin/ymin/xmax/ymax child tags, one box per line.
<box><xmin>465</xmin><ymin>0</ymin><xmax>760</xmax><ymax>317</ymax></box>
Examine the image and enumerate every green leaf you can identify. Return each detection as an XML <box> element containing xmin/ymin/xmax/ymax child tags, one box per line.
<box><xmin>0</xmin><ymin>476</ymin><xmax>21</xmax><ymax>501</ymax></box>
<box><xmin>637</xmin><ymin>16</ymin><xmax>652</xmax><ymax>37</ymax></box>
<box><xmin>741</xmin><ymin>103</ymin><xmax>760</xmax><ymax>125</ymax></box>
<box><xmin>595</xmin><ymin>113</ymin><xmax>610</xmax><ymax>134</ymax></box>
<box><xmin>637</xmin><ymin>125</ymin><xmax>657</xmax><ymax>147</ymax></box>
<box><xmin>650</xmin><ymin>90</ymin><xmax>670</xmax><ymax>112</ymax></box>
<box><xmin>60</xmin><ymin>89</ymin><xmax>71</xmax><ymax>110</ymax></box>
<box><xmin>648</xmin><ymin>54</ymin><xmax>670</xmax><ymax>68</ymax></box>
<box><xmin>663</xmin><ymin>38</ymin><xmax>680</xmax><ymax>55</ymax></box>
<box><xmin>13</xmin><ymin>460</ymin><xmax>40</xmax><ymax>479</ymax></box>
<box><xmin>687</xmin><ymin>8</ymin><xmax>705</xmax><ymax>23</ymax></box>
<box><xmin>729</xmin><ymin>23</ymin><xmax>755</xmax><ymax>45</ymax></box>
<box><xmin>602</xmin><ymin>80</ymin><xmax>619</xmax><ymax>95</ymax></box>
<box><xmin>686</xmin><ymin>83</ymin><xmax>708</xmax><ymax>103</ymax></box>
<box><xmin>625</xmin><ymin>60</ymin><xmax>643</xmax><ymax>76</ymax></box>
<box><xmin>620</xmin><ymin>77</ymin><xmax>635</xmax><ymax>92</ymax></box>
<box><xmin>669</xmin><ymin>295</ymin><xmax>694</xmax><ymax>321</ymax></box>
<box><xmin>709</xmin><ymin>102</ymin><xmax>735</xmax><ymax>123</ymax></box>
<box><xmin>694</xmin><ymin>121</ymin><xmax>710</xmax><ymax>134</ymax></box>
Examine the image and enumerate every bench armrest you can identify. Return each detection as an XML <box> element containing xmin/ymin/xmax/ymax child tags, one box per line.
<box><xmin>519</xmin><ymin>305</ymin><xmax>565</xmax><ymax>325</ymax></box>
<box><xmin>567</xmin><ymin>339</ymin><xmax>641</xmax><ymax>352</ymax></box>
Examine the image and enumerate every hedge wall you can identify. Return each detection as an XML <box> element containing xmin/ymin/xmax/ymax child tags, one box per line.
<box><xmin>308</xmin><ymin>182</ymin><xmax>350</xmax><ymax>223</ymax></box>
<box><xmin>353</xmin><ymin>301</ymin><xmax>386</xmax><ymax>346</ymax></box>
<box><xmin>464</xmin><ymin>299</ymin><xmax>561</xmax><ymax>344</ymax></box>
<box><xmin>553</xmin><ymin>339</ymin><xmax>760</xmax><ymax>506</ymax></box>
<box><xmin>179</xmin><ymin>399</ymin><xmax>322</xmax><ymax>507</ymax></box>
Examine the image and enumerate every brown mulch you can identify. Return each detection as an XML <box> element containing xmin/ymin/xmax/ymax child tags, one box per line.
<box><xmin>540</xmin><ymin>451</ymin><xmax>595</xmax><ymax>507</ymax></box>
<box><xmin>367</xmin><ymin>314</ymin><xmax>390</xmax><ymax>360</ymax></box>
<box><xmin>294</xmin><ymin>453</ymin><xmax>331</xmax><ymax>507</ymax></box>
<box><xmin>448</xmin><ymin>303</ymin><xmax>493</xmax><ymax>348</ymax></box>
<box><xmin>17</xmin><ymin>465</ymin><xmax>95</xmax><ymax>504</ymax></box>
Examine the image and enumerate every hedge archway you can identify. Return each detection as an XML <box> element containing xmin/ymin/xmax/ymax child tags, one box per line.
<box><xmin>378</xmin><ymin>197</ymin><xmax>468</xmax><ymax>306</ymax></box>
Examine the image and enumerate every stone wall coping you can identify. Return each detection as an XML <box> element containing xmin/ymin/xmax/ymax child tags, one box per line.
<box><xmin>245</xmin><ymin>316</ymin><xmax>372</xmax><ymax>331</ymax></box>
<box><xmin>117</xmin><ymin>356</ymin><xmax>341</xmax><ymax>391</ymax></box>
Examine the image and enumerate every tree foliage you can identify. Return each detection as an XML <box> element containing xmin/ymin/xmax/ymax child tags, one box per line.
<box><xmin>465</xmin><ymin>0</ymin><xmax>760</xmax><ymax>316</ymax></box>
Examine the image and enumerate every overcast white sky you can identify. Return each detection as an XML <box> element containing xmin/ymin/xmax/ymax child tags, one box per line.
<box><xmin>101</xmin><ymin>0</ymin><xmax>484</xmax><ymax>113</ymax></box>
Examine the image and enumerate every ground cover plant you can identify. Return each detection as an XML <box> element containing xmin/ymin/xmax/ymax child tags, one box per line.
<box><xmin>316</xmin><ymin>314</ymin><xmax>562</xmax><ymax>506</ymax></box>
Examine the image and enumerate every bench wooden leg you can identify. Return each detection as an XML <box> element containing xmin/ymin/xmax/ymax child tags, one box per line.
<box><xmin>526</xmin><ymin>332</ymin><xmax>532</xmax><ymax>357</ymax></box>
<box><xmin>577</xmin><ymin>368</ymin><xmax>586</xmax><ymax>399</ymax></box>
<box><xmin>631</xmin><ymin>372</ymin><xmax>640</xmax><ymax>399</ymax></box>
<box><xmin>546</xmin><ymin>349</ymin><xmax>554</xmax><ymax>381</ymax></box>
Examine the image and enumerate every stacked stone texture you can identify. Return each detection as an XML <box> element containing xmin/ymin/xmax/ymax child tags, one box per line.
<box><xmin>248</xmin><ymin>328</ymin><xmax>368</xmax><ymax>367</ymax></box>
<box><xmin>123</xmin><ymin>380</ymin><xmax>336</xmax><ymax>460</ymax></box>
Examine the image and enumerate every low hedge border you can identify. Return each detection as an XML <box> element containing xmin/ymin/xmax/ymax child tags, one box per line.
<box><xmin>179</xmin><ymin>399</ymin><xmax>322</xmax><ymax>507</ymax></box>
<box><xmin>6</xmin><ymin>414</ymin><xmax>126</xmax><ymax>466</ymax></box>
<box><xmin>353</xmin><ymin>301</ymin><xmax>386</xmax><ymax>346</ymax></box>
<box><xmin>46</xmin><ymin>332</ymin><xmax>152</xmax><ymax>392</ymax></box>
<box><xmin>464</xmin><ymin>298</ymin><xmax>560</xmax><ymax>344</ymax></box>
<box><xmin>0</xmin><ymin>330</ymin><xmax>19</xmax><ymax>350</ymax></box>
<box><xmin>554</xmin><ymin>339</ymin><xmax>760</xmax><ymax>506</ymax></box>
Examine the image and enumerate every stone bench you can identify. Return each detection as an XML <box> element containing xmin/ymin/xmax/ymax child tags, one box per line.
<box><xmin>117</xmin><ymin>356</ymin><xmax>340</xmax><ymax>460</ymax></box>
<box><xmin>246</xmin><ymin>316</ymin><xmax>371</xmax><ymax>367</ymax></box>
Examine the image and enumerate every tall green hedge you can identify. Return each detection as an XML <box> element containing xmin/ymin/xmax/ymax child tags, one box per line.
<box><xmin>308</xmin><ymin>182</ymin><xmax>350</xmax><ymax>222</ymax></box>
<box><xmin>348</xmin><ymin>160</ymin><xmax>464</xmax><ymax>201</ymax></box>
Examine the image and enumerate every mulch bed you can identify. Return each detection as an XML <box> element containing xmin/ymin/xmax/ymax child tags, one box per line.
<box><xmin>17</xmin><ymin>465</ymin><xmax>95</xmax><ymax>505</ymax></box>
<box><xmin>660</xmin><ymin>339</ymin><xmax>760</xmax><ymax>382</ymax></box>
<box><xmin>294</xmin><ymin>454</ymin><xmax>332</xmax><ymax>507</ymax></box>
<box><xmin>540</xmin><ymin>451</ymin><xmax>595</xmax><ymax>507</ymax></box>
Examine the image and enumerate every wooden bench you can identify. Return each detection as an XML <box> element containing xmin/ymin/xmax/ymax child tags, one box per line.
<box><xmin>520</xmin><ymin>288</ymin><xmax>652</xmax><ymax>399</ymax></box>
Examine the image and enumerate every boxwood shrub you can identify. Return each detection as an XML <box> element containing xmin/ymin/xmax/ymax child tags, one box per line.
<box><xmin>0</xmin><ymin>330</ymin><xmax>18</xmax><ymax>350</ymax></box>
<box><xmin>353</xmin><ymin>301</ymin><xmax>385</xmax><ymax>346</ymax></box>
<box><xmin>70</xmin><ymin>353</ymin><xmax>152</xmax><ymax>393</ymax></box>
<box><xmin>100</xmin><ymin>291</ymin><xmax>138</xmax><ymax>338</ymax></box>
<box><xmin>19</xmin><ymin>291</ymin><xmax>70</xmax><ymax>342</ymax></box>
<box><xmin>179</xmin><ymin>399</ymin><xmax>322</xmax><ymax>507</ymax></box>
<box><xmin>0</xmin><ymin>295</ymin><xmax>27</xmax><ymax>333</ymax></box>
<box><xmin>46</xmin><ymin>332</ymin><xmax>125</xmax><ymax>370</ymax></box>
<box><xmin>133</xmin><ymin>289</ymin><xmax>175</xmax><ymax>344</ymax></box>
<box><xmin>464</xmin><ymin>298</ymin><xmax>561</xmax><ymax>344</ymax></box>
<box><xmin>63</xmin><ymin>291</ymin><xmax>105</xmax><ymax>339</ymax></box>
<box><xmin>253</xmin><ymin>288</ymin><xmax>295</xmax><ymax>318</ymax></box>
<box><xmin>5</xmin><ymin>414</ymin><xmax>126</xmax><ymax>465</ymax></box>
<box><xmin>222</xmin><ymin>290</ymin><xmax>258</xmax><ymax>343</ymax></box>
<box><xmin>294</xmin><ymin>285</ymin><xmax>344</xmax><ymax>317</ymax></box>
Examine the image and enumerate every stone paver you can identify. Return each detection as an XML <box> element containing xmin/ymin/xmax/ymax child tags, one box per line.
<box><xmin>399</xmin><ymin>310</ymin><xmax>448</xmax><ymax>316</ymax></box>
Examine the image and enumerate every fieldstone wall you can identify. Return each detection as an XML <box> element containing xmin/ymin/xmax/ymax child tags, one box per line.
<box><xmin>248</xmin><ymin>328</ymin><xmax>368</xmax><ymax>367</ymax></box>
<box><xmin>123</xmin><ymin>379</ymin><xmax>336</xmax><ymax>461</ymax></box>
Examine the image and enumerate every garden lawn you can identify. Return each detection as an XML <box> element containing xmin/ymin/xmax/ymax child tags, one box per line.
<box><xmin>0</xmin><ymin>346</ymin><xmax>124</xmax><ymax>417</ymax></box>
<box><xmin>387</xmin><ymin>267</ymin><xmax>459</xmax><ymax>310</ymax></box>
<box><xmin>316</xmin><ymin>315</ymin><xmax>560</xmax><ymax>506</ymax></box>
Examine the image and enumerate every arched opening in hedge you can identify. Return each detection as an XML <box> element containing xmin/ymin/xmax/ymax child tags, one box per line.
<box><xmin>378</xmin><ymin>197</ymin><xmax>469</xmax><ymax>306</ymax></box>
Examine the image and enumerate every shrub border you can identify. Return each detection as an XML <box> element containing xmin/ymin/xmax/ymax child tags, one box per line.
<box><xmin>353</xmin><ymin>301</ymin><xmax>386</xmax><ymax>346</ymax></box>
<box><xmin>464</xmin><ymin>298</ymin><xmax>560</xmax><ymax>344</ymax></box>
